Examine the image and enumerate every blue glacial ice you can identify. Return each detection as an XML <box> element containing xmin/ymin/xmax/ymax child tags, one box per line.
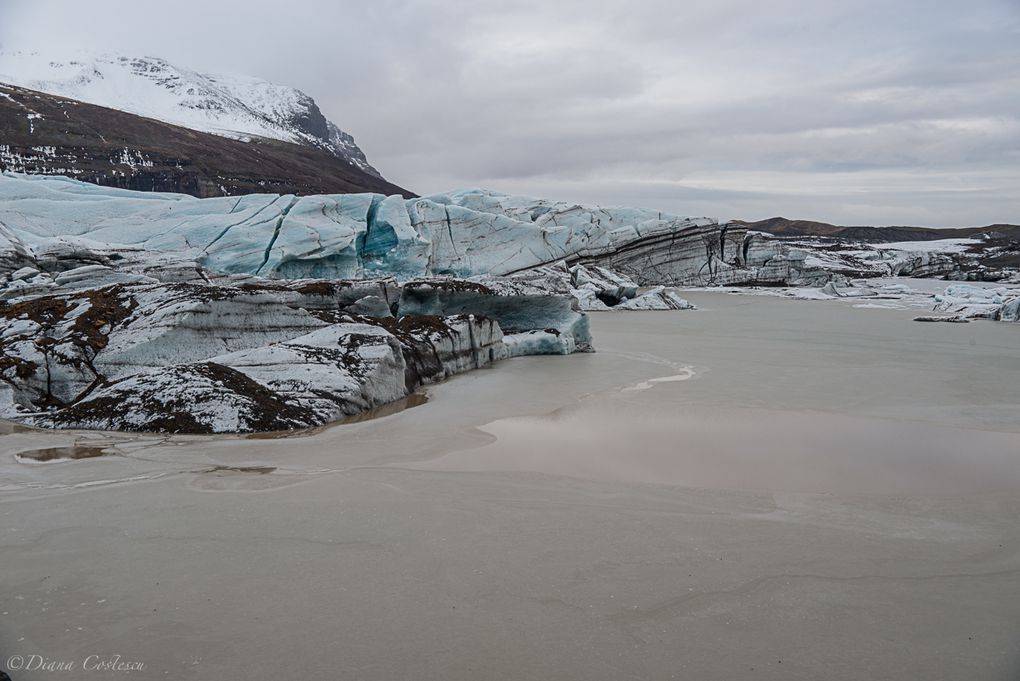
<box><xmin>0</xmin><ymin>173</ymin><xmax>718</xmax><ymax>282</ymax></box>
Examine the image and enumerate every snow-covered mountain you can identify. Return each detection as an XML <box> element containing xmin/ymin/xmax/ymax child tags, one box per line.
<box><xmin>0</xmin><ymin>83</ymin><xmax>411</xmax><ymax>198</ymax></box>
<box><xmin>0</xmin><ymin>51</ymin><xmax>382</xmax><ymax>178</ymax></box>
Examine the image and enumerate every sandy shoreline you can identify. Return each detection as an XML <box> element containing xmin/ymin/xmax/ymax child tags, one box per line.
<box><xmin>2</xmin><ymin>292</ymin><xmax>1019</xmax><ymax>680</ymax></box>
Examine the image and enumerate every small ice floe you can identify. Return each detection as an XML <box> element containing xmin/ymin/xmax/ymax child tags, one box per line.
<box><xmin>930</xmin><ymin>284</ymin><xmax>1020</xmax><ymax>322</ymax></box>
<box><xmin>788</xmin><ymin>286</ymin><xmax>839</xmax><ymax>300</ymax></box>
<box><xmin>853</xmin><ymin>303</ymin><xmax>906</xmax><ymax>310</ymax></box>
<box><xmin>878</xmin><ymin>283</ymin><xmax>921</xmax><ymax>295</ymax></box>
<box><xmin>816</xmin><ymin>281</ymin><xmax>885</xmax><ymax>299</ymax></box>
<box><xmin>914</xmin><ymin>315</ymin><xmax>970</xmax><ymax>323</ymax></box>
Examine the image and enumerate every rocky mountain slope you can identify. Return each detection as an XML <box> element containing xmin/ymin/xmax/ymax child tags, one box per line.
<box><xmin>0</xmin><ymin>84</ymin><xmax>412</xmax><ymax>198</ymax></box>
<box><xmin>0</xmin><ymin>51</ymin><xmax>381</xmax><ymax>177</ymax></box>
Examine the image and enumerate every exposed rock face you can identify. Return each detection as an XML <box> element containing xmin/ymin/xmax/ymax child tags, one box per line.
<box><xmin>0</xmin><ymin>84</ymin><xmax>412</xmax><ymax>198</ymax></box>
<box><xmin>0</xmin><ymin>278</ymin><xmax>588</xmax><ymax>433</ymax></box>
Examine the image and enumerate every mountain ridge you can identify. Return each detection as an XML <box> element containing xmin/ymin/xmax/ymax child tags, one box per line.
<box><xmin>0</xmin><ymin>83</ymin><xmax>414</xmax><ymax>198</ymax></box>
<box><xmin>0</xmin><ymin>50</ymin><xmax>382</xmax><ymax>178</ymax></box>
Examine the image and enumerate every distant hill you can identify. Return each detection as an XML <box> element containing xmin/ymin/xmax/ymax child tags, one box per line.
<box><xmin>734</xmin><ymin>217</ymin><xmax>1020</xmax><ymax>242</ymax></box>
<box><xmin>0</xmin><ymin>83</ymin><xmax>414</xmax><ymax>198</ymax></box>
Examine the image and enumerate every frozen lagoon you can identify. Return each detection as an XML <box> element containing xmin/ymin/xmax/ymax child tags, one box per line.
<box><xmin>2</xmin><ymin>292</ymin><xmax>1019</xmax><ymax>680</ymax></box>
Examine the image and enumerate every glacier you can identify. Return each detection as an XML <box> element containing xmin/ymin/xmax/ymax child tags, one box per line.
<box><xmin>0</xmin><ymin>173</ymin><xmax>825</xmax><ymax>287</ymax></box>
<box><xmin>2</xmin><ymin>172</ymin><xmax>1015</xmax><ymax>433</ymax></box>
<box><xmin>0</xmin><ymin>172</ymin><xmax>740</xmax><ymax>433</ymax></box>
<box><xmin>0</xmin><ymin>278</ymin><xmax>593</xmax><ymax>433</ymax></box>
<box><xmin>2</xmin><ymin>173</ymin><xmax>1014</xmax><ymax>301</ymax></box>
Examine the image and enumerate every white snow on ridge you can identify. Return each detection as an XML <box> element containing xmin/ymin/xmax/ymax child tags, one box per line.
<box><xmin>877</xmin><ymin>238</ymin><xmax>981</xmax><ymax>254</ymax></box>
<box><xmin>0</xmin><ymin>50</ymin><xmax>380</xmax><ymax>177</ymax></box>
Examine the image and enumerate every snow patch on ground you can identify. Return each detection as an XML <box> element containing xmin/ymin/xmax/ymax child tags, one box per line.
<box><xmin>878</xmin><ymin>239</ymin><xmax>982</xmax><ymax>254</ymax></box>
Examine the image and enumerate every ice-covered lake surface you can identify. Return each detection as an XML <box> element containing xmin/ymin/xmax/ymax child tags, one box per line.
<box><xmin>2</xmin><ymin>292</ymin><xmax>1019</xmax><ymax>680</ymax></box>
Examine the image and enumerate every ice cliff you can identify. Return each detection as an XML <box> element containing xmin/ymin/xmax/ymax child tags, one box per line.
<box><xmin>0</xmin><ymin>278</ymin><xmax>591</xmax><ymax>433</ymax></box>
<box><xmin>0</xmin><ymin>174</ymin><xmax>828</xmax><ymax>287</ymax></box>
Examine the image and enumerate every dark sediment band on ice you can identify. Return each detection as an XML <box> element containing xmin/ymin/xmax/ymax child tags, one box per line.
<box><xmin>0</xmin><ymin>279</ymin><xmax>590</xmax><ymax>433</ymax></box>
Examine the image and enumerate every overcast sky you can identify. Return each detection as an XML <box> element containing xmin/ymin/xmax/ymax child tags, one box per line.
<box><xmin>2</xmin><ymin>0</ymin><xmax>1018</xmax><ymax>225</ymax></box>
